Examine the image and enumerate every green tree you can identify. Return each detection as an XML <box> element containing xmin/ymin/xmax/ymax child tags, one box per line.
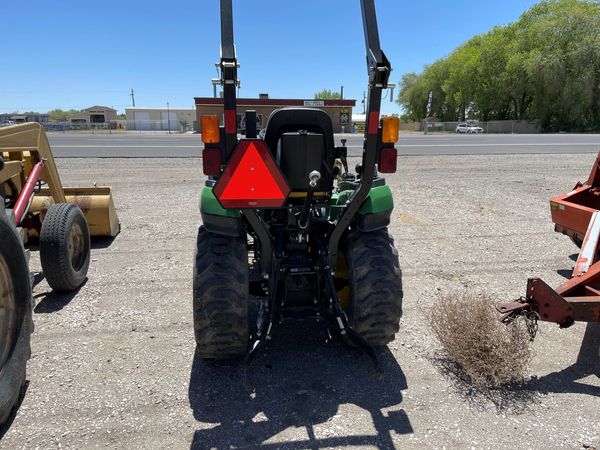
<box><xmin>396</xmin><ymin>0</ymin><xmax>600</xmax><ymax>131</ymax></box>
<box><xmin>314</xmin><ymin>89</ymin><xmax>341</xmax><ymax>100</ymax></box>
<box><xmin>47</xmin><ymin>109</ymin><xmax>81</xmax><ymax>122</ymax></box>
<box><xmin>397</xmin><ymin>72</ymin><xmax>428</xmax><ymax>121</ymax></box>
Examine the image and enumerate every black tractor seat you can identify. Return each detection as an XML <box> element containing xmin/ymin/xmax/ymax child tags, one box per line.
<box><xmin>262</xmin><ymin>108</ymin><xmax>335</xmax><ymax>194</ymax></box>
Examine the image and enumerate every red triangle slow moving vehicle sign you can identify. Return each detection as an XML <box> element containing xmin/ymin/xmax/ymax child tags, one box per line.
<box><xmin>214</xmin><ymin>139</ymin><xmax>290</xmax><ymax>208</ymax></box>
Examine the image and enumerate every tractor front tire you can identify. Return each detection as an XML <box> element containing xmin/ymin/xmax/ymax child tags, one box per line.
<box><xmin>40</xmin><ymin>203</ymin><xmax>91</xmax><ymax>292</ymax></box>
<box><xmin>193</xmin><ymin>227</ymin><xmax>249</xmax><ymax>360</ymax></box>
<box><xmin>0</xmin><ymin>213</ymin><xmax>32</xmax><ymax>426</ymax></box>
<box><xmin>344</xmin><ymin>228</ymin><xmax>403</xmax><ymax>346</ymax></box>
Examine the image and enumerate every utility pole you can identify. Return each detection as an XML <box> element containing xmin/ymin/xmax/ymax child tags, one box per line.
<box><xmin>130</xmin><ymin>88</ymin><xmax>136</xmax><ymax>107</ymax></box>
<box><xmin>362</xmin><ymin>91</ymin><xmax>366</xmax><ymax>114</ymax></box>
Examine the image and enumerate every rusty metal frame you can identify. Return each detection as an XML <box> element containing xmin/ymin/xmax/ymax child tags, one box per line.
<box><xmin>551</xmin><ymin>152</ymin><xmax>600</xmax><ymax>243</ymax></box>
<box><xmin>499</xmin><ymin>151</ymin><xmax>600</xmax><ymax>326</ymax></box>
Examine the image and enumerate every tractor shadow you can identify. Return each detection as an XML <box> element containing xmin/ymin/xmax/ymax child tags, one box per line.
<box><xmin>33</xmin><ymin>279</ymin><xmax>87</xmax><ymax>313</ymax></box>
<box><xmin>188</xmin><ymin>322</ymin><xmax>412</xmax><ymax>449</ymax></box>
<box><xmin>528</xmin><ymin>322</ymin><xmax>600</xmax><ymax>397</ymax></box>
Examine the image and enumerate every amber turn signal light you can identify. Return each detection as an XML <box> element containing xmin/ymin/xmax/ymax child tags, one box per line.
<box><xmin>201</xmin><ymin>115</ymin><xmax>220</xmax><ymax>144</ymax></box>
<box><xmin>381</xmin><ymin>116</ymin><xmax>399</xmax><ymax>144</ymax></box>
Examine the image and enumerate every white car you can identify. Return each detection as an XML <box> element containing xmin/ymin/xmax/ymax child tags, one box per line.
<box><xmin>456</xmin><ymin>122</ymin><xmax>484</xmax><ymax>134</ymax></box>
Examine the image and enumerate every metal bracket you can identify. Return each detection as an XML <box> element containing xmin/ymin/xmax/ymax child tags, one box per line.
<box><xmin>322</xmin><ymin>264</ymin><xmax>382</xmax><ymax>374</ymax></box>
<box><xmin>496</xmin><ymin>297</ymin><xmax>531</xmax><ymax>323</ymax></box>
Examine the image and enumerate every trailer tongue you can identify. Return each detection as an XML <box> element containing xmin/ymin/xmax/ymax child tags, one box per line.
<box><xmin>498</xmin><ymin>152</ymin><xmax>600</xmax><ymax>328</ymax></box>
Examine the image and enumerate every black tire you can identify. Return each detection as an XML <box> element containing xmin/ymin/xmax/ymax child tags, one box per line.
<box><xmin>40</xmin><ymin>203</ymin><xmax>90</xmax><ymax>292</ymax></box>
<box><xmin>0</xmin><ymin>213</ymin><xmax>32</xmax><ymax>426</ymax></box>
<box><xmin>344</xmin><ymin>228</ymin><xmax>403</xmax><ymax>346</ymax></box>
<box><xmin>193</xmin><ymin>226</ymin><xmax>249</xmax><ymax>360</ymax></box>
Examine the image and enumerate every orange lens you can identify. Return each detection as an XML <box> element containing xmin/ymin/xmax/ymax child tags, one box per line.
<box><xmin>201</xmin><ymin>115</ymin><xmax>220</xmax><ymax>144</ymax></box>
<box><xmin>381</xmin><ymin>116</ymin><xmax>399</xmax><ymax>144</ymax></box>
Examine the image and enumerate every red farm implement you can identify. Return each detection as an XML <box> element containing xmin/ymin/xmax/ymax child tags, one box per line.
<box><xmin>498</xmin><ymin>152</ymin><xmax>600</xmax><ymax>327</ymax></box>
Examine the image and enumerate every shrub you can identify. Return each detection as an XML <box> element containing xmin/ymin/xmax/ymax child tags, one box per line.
<box><xmin>428</xmin><ymin>293</ymin><xmax>532</xmax><ymax>388</ymax></box>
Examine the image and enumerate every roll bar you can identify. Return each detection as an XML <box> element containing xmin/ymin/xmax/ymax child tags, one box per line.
<box><xmin>219</xmin><ymin>0</ymin><xmax>239</xmax><ymax>158</ymax></box>
<box><xmin>217</xmin><ymin>0</ymin><xmax>392</xmax><ymax>269</ymax></box>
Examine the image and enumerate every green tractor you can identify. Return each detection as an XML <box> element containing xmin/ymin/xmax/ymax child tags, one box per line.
<box><xmin>193</xmin><ymin>0</ymin><xmax>402</xmax><ymax>369</ymax></box>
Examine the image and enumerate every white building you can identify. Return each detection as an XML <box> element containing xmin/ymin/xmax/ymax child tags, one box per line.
<box><xmin>125</xmin><ymin>108</ymin><xmax>197</xmax><ymax>132</ymax></box>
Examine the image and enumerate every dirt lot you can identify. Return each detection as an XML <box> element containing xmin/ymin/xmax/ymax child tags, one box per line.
<box><xmin>1</xmin><ymin>154</ymin><xmax>599</xmax><ymax>449</ymax></box>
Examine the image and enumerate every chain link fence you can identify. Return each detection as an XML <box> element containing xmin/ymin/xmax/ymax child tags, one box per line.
<box><xmin>41</xmin><ymin>120</ymin><xmax>198</xmax><ymax>133</ymax></box>
<box><xmin>397</xmin><ymin>120</ymin><xmax>540</xmax><ymax>134</ymax></box>
<box><xmin>124</xmin><ymin>120</ymin><xmax>198</xmax><ymax>133</ymax></box>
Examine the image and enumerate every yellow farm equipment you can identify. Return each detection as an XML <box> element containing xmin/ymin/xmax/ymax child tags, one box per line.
<box><xmin>0</xmin><ymin>122</ymin><xmax>119</xmax><ymax>241</ymax></box>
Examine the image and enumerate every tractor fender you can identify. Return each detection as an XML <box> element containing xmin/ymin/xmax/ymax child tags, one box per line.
<box><xmin>199</xmin><ymin>185</ymin><xmax>242</xmax><ymax>237</ymax></box>
<box><xmin>358</xmin><ymin>184</ymin><xmax>394</xmax><ymax>215</ymax></box>
<box><xmin>357</xmin><ymin>184</ymin><xmax>394</xmax><ymax>232</ymax></box>
<box><xmin>331</xmin><ymin>183</ymin><xmax>394</xmax><ymax>232</ymax></box>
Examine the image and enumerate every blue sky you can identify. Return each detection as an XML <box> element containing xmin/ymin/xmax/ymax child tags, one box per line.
<box><xmin>0</xmin><ymin>0</ymin><xmax>539</xmax><ymax>115</ymax></box>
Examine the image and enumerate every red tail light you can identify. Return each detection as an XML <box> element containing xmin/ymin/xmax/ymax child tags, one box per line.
<box><xmin>203</xmin><ymin>147</ymin><xmax>221</xmax><ymax>176</ymax></box>
<box><xmin>214</xmin><ymin>140</ymin><xmax>290</xmax><ymax>208</ymax></box>
<box><xmin>378</xmin><ymin>147</ymin><xmax>397</xmax><ymax>173</ymax></box>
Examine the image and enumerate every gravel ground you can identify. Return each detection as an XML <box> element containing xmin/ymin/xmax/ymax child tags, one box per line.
<box><xmin>1</xmin><ymin>153</ymin><xmax>599</xmax><ymax>449</ymax></box>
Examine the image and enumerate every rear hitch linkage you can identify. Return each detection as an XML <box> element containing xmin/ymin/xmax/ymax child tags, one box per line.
<box><xmin>322</xmin><ymin>265</ymin><xmax>383</xmax><ymax>374</ymax></box>
<box><xmin>245</xmin><ymin>232</ymin><xmax>383</xmax><ymax>374</ymax></box>
<box><xmin>245</xmin><ymin>261</ymin><xmax>282</xmax><ymax>367</ymax></box>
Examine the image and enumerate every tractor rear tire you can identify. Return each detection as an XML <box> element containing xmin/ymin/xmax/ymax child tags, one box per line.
<box><xmin>0</xmin><ymin>213</ymin><xmax>32</xmax><ymax>426</ymax></box>
<box><xmin>344</xmin><ymin>228</ymin><xmax>403</xmax><ymax>346</ymax></box>
<box><xmin>40</xmin><ymin>203</ymin><xmax>91</xmax><ymax>292</ymax></box>
<box><xmin>193</xmin><ymin>226</ymin><xmax>249</xmax><ymax>360</ymax></box>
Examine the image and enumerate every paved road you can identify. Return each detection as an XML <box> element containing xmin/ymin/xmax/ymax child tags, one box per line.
<box><xmin>46</xmin><ymin>132</ymin><xmax>600</xmax><ymax>157</ymax></box>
